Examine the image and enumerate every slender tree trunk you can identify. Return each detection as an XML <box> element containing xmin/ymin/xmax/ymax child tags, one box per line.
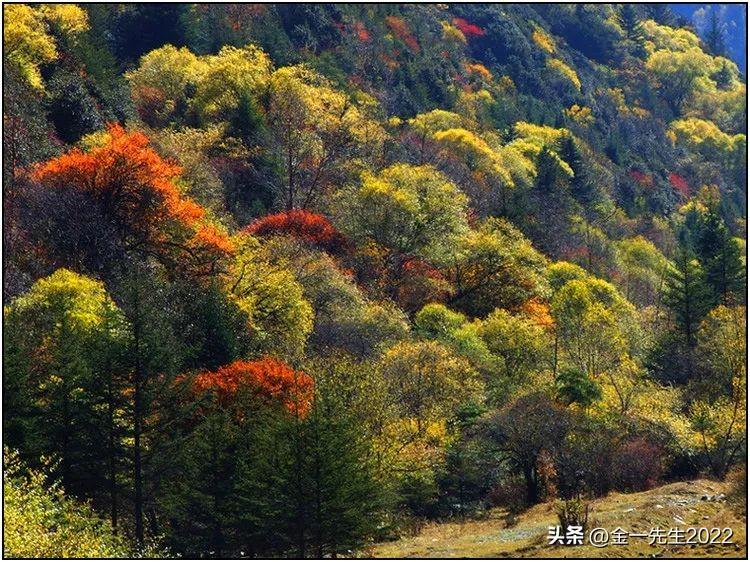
<box><xmin>523</xmin><ymin>464</ymin><xmax>538</xmax><ymax>505</ymax></box>
<box><xmin>552</xmin><ymin>330</ymin><xmax>559</xmax><ymax>378</ymax></box>
<box><xmin>108</xmin><ymin>377</ymin><xmax>118</xmax><ymax>532</ymax></box>
<box><xmin>61</xmin><ymin>392</ymin><xmax>71</xmax><ymax>491</ymax></box>
<box><xmin>211</xmin><ymin>435</ymin><xmax>223</xmax><ymax>558</ymax></box>
<box><xmin>132</xmin><ymin>281</ymin><xmax>145</xmax><ymax>548</ymax></box>
<box><xmin>294</xmin><ymin>412</ymin><xmax>307</xmax><ymax>559</ymax></box>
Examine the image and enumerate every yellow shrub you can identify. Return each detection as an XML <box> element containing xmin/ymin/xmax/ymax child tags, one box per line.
<box><xmin>532</xmin><ymin>27</ymin><xmax>555</xmax><ymax>54</ymax></box>
<box><xmin>564</xmin><ymin>104</ymin><xmax>594</xmax><ymax>126</ymax></box>
<box><xmin>547</xmin><ymin>58</ymin><xmax>582</xmax><ymax>91</ymax></box>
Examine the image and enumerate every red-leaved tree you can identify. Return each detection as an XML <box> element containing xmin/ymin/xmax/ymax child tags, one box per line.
<box><xmin>193</xmin><ymin>357</ymin><xmax>315</xmax><ymax>417</ymax></box>
<box><xmin>246</xmin><ymin>209</ymin><xmax>349</xmax><ymax>254</ymax></box>
<box><xmin>452</xmin><ymin>17</ymin><xmax>486</xmax><ymax>38</ymax></box>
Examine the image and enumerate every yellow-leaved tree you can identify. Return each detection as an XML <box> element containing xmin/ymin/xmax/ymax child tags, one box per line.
<box><xmin>3</xmin><ymin>3</ymin><xmax>88</xmax><ymax>90</ymax></box>
<box><xmin>267</xmin><ymin>65</ymin><xmax>386</xmax><ymax>210</ymax></box>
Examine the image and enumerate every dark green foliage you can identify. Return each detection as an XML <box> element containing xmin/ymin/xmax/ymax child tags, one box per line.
<box><xmin>46</xmin><ymin>69</ymin><xmax>105</xmax><ymax>144</ymax></box>
<box><xmin>168</xmin><ymin>280</ymin><xmax>251</xmax><ymax>370</ymax></box>
<box><xmin>228</xmin><ymin>93</ymin><xmax>267</xmax><ymax>144</ymax></box>
<box><xmin>644</xmin><ymin>5</ymin><xmax>674</xmax><ymax>26</ymax></box>
<box><xmin>159</xmin><ymin>359</ymin><xmax>389</xmax><ymax>558</ymax></box>
<box><xmin>3</xmin><ymin>270</ymin><xmax>131</xmax><ymax>526</ymax></box>
<box><xmin>692</xmin><ymin>210</ymin><xmax>745</xmax><ymax>305</ymax></box>
<box><xmin>712</xmin><ymin>60</ymin><xmax>735</xmax><ymax>91</ymax></box>
<box><xmin>104</xmin><ymin>4</ymin><xmax>188</xmax><ymax>64</ymax></box>
<box><xmin>283</xmin><ymin>392</ymin><xmax>388</xmax><ymax>557</ymax></box>
<box><xmin>555</xmin><ymin>368</ymin><xmax>602</xmax><ymax>407</ymax></box>
<box><xmin>523</xmin><ymin>145</ymin><xmax>577</xmax><ymax>257</ymax></box>
<box><xmin>617</xmin><ymin>4</ymin><xmax>646</xmax><ymax>57</ymax></box>
<box><xmin>662</xmin><ymin>249</ymin><xmax>713</xmax><ymax>349</ymax></box>
<box><xmin>704</xmin><ymin>8</ymin><xmax>727</xmax><ymax>57</ymax></box>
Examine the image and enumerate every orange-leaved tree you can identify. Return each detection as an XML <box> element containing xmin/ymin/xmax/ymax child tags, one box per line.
<box><xmin>245</xmin><ymin>209</ymin><xmax>349</xmax><ymax>254</ymax></box>
<box><xmin>193</xmin><ymin>357</ymin><xmax>314</xmax><ymax>417</ymax></box>
<box><xmin>30</xmin><ymin>123</ymin><xmax>234</xmax><ymax>275</ymax></box>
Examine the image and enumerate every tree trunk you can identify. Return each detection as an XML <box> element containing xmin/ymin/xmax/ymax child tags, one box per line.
<box><xmin>132</xmin><ymin>283</ymin><xmax>145</xmax><ymax>548</ymax></box>
<box><xmin>523</xmin><ymin>464</ymin><xmax>538</xmax><ymax>505</ymax></box>
<box><xmin>108</xmin><ymin>378</ymin><xmax>118</xmax><ymax>532</ymax></box>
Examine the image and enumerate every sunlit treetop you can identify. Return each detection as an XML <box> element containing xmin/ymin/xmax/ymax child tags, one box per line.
<box><xmin>440</xmin><ymin>20</ymin><xmax>467</xmax><ymax>45</ymax></box>
<box><xmin>512</xmin><ymin>122</ymin><xmax>570</xmax><ymax>147</ymax></box>
<box><xmin>3</xmin><ymin>3</ymin><xmax>88</xmax><ymax>90</ymax></box>
<box><xmin>30</xmin><ymin>124</ymin><xmax>234</xmax><ymax>272</ymax></box>
<box><xmin>546</xmin><ymin>58</ymin><xmax>582</xmax><ymax>92</ymax></box>
<box><xmin>194</xmin><ymin>44</ymin><xmax>273</xmax><ymax>122</ymax></box>
<box><xmin>508</xmin><ymin>123</ymin><xmax>574</xmax><ymax>179</ymax></box>
<box><xmin>38</xmin><ymin>4</ymin><xmax>89</xmax><ymax>36</ymax></box>
<box><xmin>641</xmin><ymin>19</ymin><xmax>702</xmax><ymax>53</ymax></box>
<box><xmin>192</xmin><ymin>357</ymin><xmax>314</xmax><ymax>417</ymax></box>
<box><xmin>335</xmin><ymin>163</ymin><xmax>470</xmax><ymax>263</ymax></box>
<box><xmin>408</xmin><ymin>109</ymin><xmax>465</xmax><ymax>139</ymax></box>
<box><xmin>125</xmin><ymin>45</ymin><xmax>208</xmax><ymax>125</ymax></box>
<box><xmin>6</xmin><ymin>268</ymin><xmax>124</xmax><ymax>337</ymax></box>
<box><xmin>222</xmin><ymin>233</ymin><xmax>314</xmax><ymax>357</ymax></box>
<box><xmin>246</xmin><ymin>210</ymin><xmax>350</xmax><ymax>255</ymax></box>
<box><xmin>531</xmin><ymin>26</ymin><xmax>556</xmax><ymax>54</ymax></box>
<box><xmin>668</xmin><ymin>117</ymin><xmax>746</xmax><ymax>160</ymax></box>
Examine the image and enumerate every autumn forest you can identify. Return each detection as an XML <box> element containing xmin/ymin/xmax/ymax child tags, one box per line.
<box><xmin>2</xmin><ymin>3</ymin><xmax>747</xmax><ymax>559</ymax></box>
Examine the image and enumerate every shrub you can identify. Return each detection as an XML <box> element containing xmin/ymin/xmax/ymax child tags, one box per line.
<box><xmin>555</xmin><ymin>498</ymin><xmax>589</xmax><ymax>533</ymax></box>
<box><xmin>3</xmin><ymin>449</ymin><xmax>161</xmax><ymax>558</ymax></box>
<box><xmin>611</xmin><ymin>437</ymin><xmax>663</xmax><ymax>492</ymax></box>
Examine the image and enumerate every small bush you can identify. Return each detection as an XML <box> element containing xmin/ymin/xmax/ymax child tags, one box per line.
<box><xmin>611</xmin><ymin>437</ymin><xmax>663</xmax><ymax>492</ymax></box>
<box><xmin>487</xmin><ymin>477</ymin><xmax>528</xmax><ymax>513</ymax></box>
<box><xmin>555</xmin><ymin>498</ymin><xmax>589</xmax><ymax>532</ymax></box>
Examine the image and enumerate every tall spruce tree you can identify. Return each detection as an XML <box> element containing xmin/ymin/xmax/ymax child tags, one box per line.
<box><xmin>694</xmin><ymin>209</ymin><xmax>745</xmax><ymax>305</ymax></box>
<box><xmin>663</xmin><ymin>249</ymin><xmax>713</xmax><ymax>349</ymax></box>
<box><xmin>618</xmin><ymin>5</ymin><xmax>646</xmax><ymax>57</ymax></box>
<box><xmin>704</xmin><ymin>8</ymin><xmax>727</xmax><ymax>57</ymax></box>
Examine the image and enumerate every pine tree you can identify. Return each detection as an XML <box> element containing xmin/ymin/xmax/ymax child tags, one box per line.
<box><xmin>694</xmin><ymin>210</ymin><xmax>745</xmax><ymax>305</ymax></box>
<box><xmin>558</xmin><ymin>134</ymin><xmax>596</xmax><ymax>208</ymax></box>
<box><xmin>618</xmin><ymin>5</ymin><xmax>646</xmax><ymax>57</ymax></box>
<box><xmin>712</xmin><ymin>60</ymin><xmax>734</xmax><ymax>90</ymax></box>
<box><xmin>704</xmin><ymin>8</ymin><xmax>727</xmax><ymax>57</ymax></box>
<box><xmin>271</xmin><ymin>380</ymin><xmax>389</xmax><ymax>558</ymax></box>
<box><xmin>645</xmin><ymin>5</ymin><xmax>674</xmax><ymax>26</ymax></box>
<box><xmin>663</xmin><ymin>250</ymin><xmax>713</xmax><ymax>349</ymax></box>
<box><xmin>4</xmin><ymin>270</ymin><xmax>130</xmax><ymax>528</ymax></box>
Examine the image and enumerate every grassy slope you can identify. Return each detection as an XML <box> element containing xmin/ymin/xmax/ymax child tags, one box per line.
<box><xmin>365</xmin><ymin>479</ymin><xmax>746</xmax><ymax>558</ymax></box>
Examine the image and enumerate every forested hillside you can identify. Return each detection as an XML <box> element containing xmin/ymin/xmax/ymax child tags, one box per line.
<box><xmin>3</xmin><ymin>4</ymin><xmax>747</xmax><ymax>558</ymax></box>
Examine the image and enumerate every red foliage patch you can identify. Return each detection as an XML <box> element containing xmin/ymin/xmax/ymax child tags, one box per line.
<box><xmin>668</xmin><ymin>172</ymin><xmax>690</xmax><ymax>199</ymax></box>
<box><xmin>394</xmin><ymin>255</ymin><xmax>452</xmax><ymax>312</ymax></box>
<box><xmin>352</xmin><ymin>21</ymin><xmax>370</xmax><ymax>42</ymax></box>
<box><xmin>452</xmin><ymin>17</ymin><xmax>485</xmax><ymax>38</ymax></box>
<box><xmin>611</xmin><ymin>437</ymin><xmax>663</xmax><ymax>492</ymax></box>
<box><xmin>628</xmin><ymin>169</ymin><xmax>653</xmax><ymax>187</ymax></box>
<box><xmin>401</xmin><ymin>255</ymin><xmax>444</xmax><ymax>280</ymax></box>
<box><xmin>193</xmin><ymin>357</ymin><xmax>314</xmax><ymax>417</ymax></box>
<box><xmin>385</xmin><ymin>15</ymin><xmax>420</xmax><ymax>52</ymax></box>
<box><xmin>130</xmin><ymin>85</ymin><xmax>167</xmax><ymax>125</ymax></box>
<box><xmin>246</xmin><ymin>210</ymin><xmax>349</xmax><ymax>254</ymax></box>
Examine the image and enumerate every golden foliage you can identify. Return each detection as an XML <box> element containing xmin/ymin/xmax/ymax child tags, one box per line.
<box><xmin>546</xmin><ymin>58</ymin><xmax>581</xmax><ymax>91</ymax></box>
<box><xmin>531</xmin><ymin>27</ymin><xmax>555</xmax><ymax>54</ymax></box>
